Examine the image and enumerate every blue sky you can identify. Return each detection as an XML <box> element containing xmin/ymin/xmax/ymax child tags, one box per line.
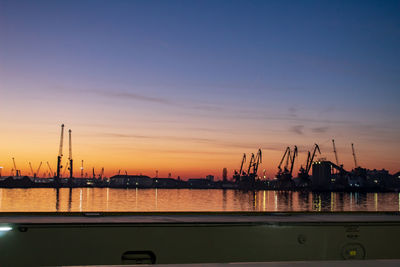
<box><xmin>1</xmin><ymin>0</ymin><xmax>399</xmax><ymax>176</ymax></box>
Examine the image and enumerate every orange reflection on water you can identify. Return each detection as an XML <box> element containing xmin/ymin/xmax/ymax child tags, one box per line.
<box><xmin>0</xmin><ymin>188</ymin><xmax>399</xmax><ymax>212</ymax></box>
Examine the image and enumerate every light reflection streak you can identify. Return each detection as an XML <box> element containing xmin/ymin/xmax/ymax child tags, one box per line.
<box><xmin>155</xmin><ymin>188</ymin><xmax>158</xmax><ymax>210</ymax></box>
<box><xmin>86</xmin><ymin>188</ymin><xmax>90</xmax><ymax>208</ymax></box>
<box><xmin>106</xmin><ymin>187</ymin><xmax>109</xmax><ymax>211</ymax></box>
<box><xmin>79</xmin><ymin>189</ymin><xmax>82</xmax><ymax>212</ymax></box>
<box><xmin>135</xmin><ymin>188</ymin><xmax>138</xmax><ymax>210</ymax></box>
<box><xmin>350</xmin><ymin>192</ymin><xmax>353</xmax><ymax>211</ymax></box>
<box><xmin>263</xmin><ymin>191</ymin><xmax>266</xmax><ymax>211</ymax></box>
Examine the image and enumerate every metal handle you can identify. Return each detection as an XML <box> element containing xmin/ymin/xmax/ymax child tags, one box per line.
<box><xmin>121</xmin><ymin>251</ymin><xmax>156</xmax><ymax>264</ymax></box>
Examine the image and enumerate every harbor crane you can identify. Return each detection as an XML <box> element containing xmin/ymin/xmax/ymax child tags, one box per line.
<box><xmin>234</xmin><ymin>153</ymin><xmax>246</xmax><ymax>183</ymax></box>
<box><xmin>285</xmin><ymin>149</ymin><xmax>291</xmax><ymax>172</ymax></box>
<box><xmin>36</xmin><ymin>162</ymin><xmax>42</xmax><ymax>178</ymax></box>
<box><xmin>351</xmin><ymin>143</ymin><xmax>358</xmax><ymax>168</ymax></box>
<box><xmin>247</xmin><ymin>153</ymin><xmax>255</xmax><ymax>175</ymax></box>
<box><xmin>299</xmin><ymin>144</ymin><xmax>320</xmax><ymax>179</ymax></box>
<box><xmin>12</xmin><ymin>158</ymin><xmax>20</xmax><ymax>176</ymax></box>
<box><xmin>306</xmin><ymin>144</ymin><xmax>320</xmax><ymax>174</ymax></box>
<box><xmin>277</xmin><ymin>147</ymin><xmax>291</xmax><ymax>173</ymax></box>
<box><xmin>332</xmin><ymin>139</ymin><xmax>340</xmax><ymax>166</ymax></box>
<box><xmin>239</xmin><ymin>153</ymin><xmax>246</xmax><ymax>175</ymax></box>
<box><xmin>29</xmin><ymin>162</ymin><xmax>34</xmax><ymax>177</ymax></box>
<box><xmin>251</xmin><ymin>149</ymin><xmax>262</xmax><ymax>176</ymax></box>
<box><xmin>47</xmin><ymin>162</ymin><xmax>54</xmax><ymax>177</ymax></box>
<box><xmin>68</xmin><ymin>129</ymin><xmax>73</xmax><ymax>178</ymax></box>
<box><xmin>289</xmin><ymin>146</ymin><xmax>298</xmax><ymax>176</ymax></box>
<box><xmin>56</xmin><ymin>124</ymin><xmax>65</xmax><ymax>179</ymax></box>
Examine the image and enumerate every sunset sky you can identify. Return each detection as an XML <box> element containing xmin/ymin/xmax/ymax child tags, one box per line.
<box><xmin>1</xmin><ymin>0</ymin><xmax>399</xmax><ymax>179</ymax></box>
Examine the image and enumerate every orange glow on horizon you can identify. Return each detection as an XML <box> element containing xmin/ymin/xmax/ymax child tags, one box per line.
<box><xmin>0</xmin><ymin>123</ymin><xmax>398</xmax><ymax>180</ymax></box>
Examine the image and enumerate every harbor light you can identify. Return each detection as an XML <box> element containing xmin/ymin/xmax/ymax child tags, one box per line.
<box><xmin>0</xmin><ymin>226</ymin><xmax>12</xmax><ymax>232</ymax></box>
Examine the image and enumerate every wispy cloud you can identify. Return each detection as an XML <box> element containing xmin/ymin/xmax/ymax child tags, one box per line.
<box><xmin>89</xmin><ymin>89</ymin><xmax>225</xmax><ymax>112</ymax></box>
<box><xmin>97</xmin><ymin>91</ymin><xmax>173</xmax><ymax>105</ymax></box>
<box><xmin>290</xmin><ymin>125</ymin><xmax>304</xmax><ymax>135</ymax></box>
<box><xmin>311</xmin><ymin>126</ymin><xmax>329</xmax><ymax>133</ymax></box>
<box><xmin>96</xmin><ymin>132</ymin><xmax>214</xmax><ymax>143</ymax></box>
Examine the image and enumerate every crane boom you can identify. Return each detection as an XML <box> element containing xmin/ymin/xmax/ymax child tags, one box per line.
<box><xmin>36</xmin><ymin>162</ymin><xmax>42</xmax><ymax>176</ymax></box>
<box><xmin>247</xmin><ymin>153</ymin><xmax>255</xmax><ymax>175</ymax></box>
<box><xmin>285</xmin><ymin>150</ymin><xmax>291</xmax><ymax>170</ymax></box>
<box><xmin>12</xmin><ymin>157</ymin><xmax>20</xmax><ymax>176</ymax></box>
<box><xmin>12</xmin><ymin>158</ymin><xmax>17</xmax><ymax>170</ymax></box>
<box><xmin>289</xmin><ymin>146</ymin><xmax>298</xmax><ymax>175</ymax></box>
<box><xmin>351</xmin><ymin>143</ymin><xmax>358</xmax><ymax>168</ymax></box>
<box><xmin>239</xmin><ymin>153</ymin><xmax>246</xmax><ymax>175</ymax></box>
<box><xmin>305</xmin><ymin>151</ymin><xmax>311</xmax><ymax>170</ymax></box>
<box><xmin>332</xmin><ymin>139</ymin><xmax>339</xmax><ymax>166</ymax></box>
<box><xmin>29</xmin><ymin>162</ymin><xmax>34</xmax><ymax>176</ymax></box>
<box><xmin>278</xmin><ymin>147</ymin><xmax>290</xmax><ymax>171</ymax></box>
<box><xmin>306</xmin><ymin>144</ymin><xmax>321</xmax><ymax>173</ymax></box>
<box><xmin>47</xmin><ymin>162</ymin><xmax>54</xmax><ymax>177</ymax></box>
<box><xmin>253</xmin><ymin>149</ymin><xmax>262</xmax><ymax>175</ymax></box>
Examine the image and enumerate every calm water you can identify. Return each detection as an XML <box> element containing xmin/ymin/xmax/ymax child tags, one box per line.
<box><xmin>0</xmin><ymin>188</ymin><xmax>399</xmax><ymax>212</ymax></box>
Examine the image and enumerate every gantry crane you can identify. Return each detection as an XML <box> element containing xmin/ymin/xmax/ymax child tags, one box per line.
<box><xmin>56</xmin><ymin>124</ymin><xmax>65</xmax><ymax>179</ymax></box>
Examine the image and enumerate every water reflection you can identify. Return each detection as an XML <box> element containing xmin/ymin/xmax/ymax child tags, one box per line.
<box><xmin>298</xmin><ymin>191</ymin><xmax>309</xmax><ymax>211</ymax></box>
<box><xmin>312</xmin><ymin>193</ymin><xmax>321</xmax><ymax>212</ymax></box>
<box><xmin>0</xmin><ymin>188</ymin><xmax>399</xmax><ymax>212</ymax></box>
<box><xmin>55</xmin><ymin>188</ymin><xmax>60</xmax><ymax>211</ymax></box>
<box><xmin>222</xmin><ymin>190</ymin><xmax>227</xmax><ymax>210</ymax></box>
<box><xmin>68</xmin><ymin>188</ymin><xmax>72</xmax><ymax>212</ymax></box>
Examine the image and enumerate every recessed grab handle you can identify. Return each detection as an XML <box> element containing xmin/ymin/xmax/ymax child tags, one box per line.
<box><xmin>121</xmin><ymin>251</ymin><xmax>156</xmax><ymax>264</ymax></box>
